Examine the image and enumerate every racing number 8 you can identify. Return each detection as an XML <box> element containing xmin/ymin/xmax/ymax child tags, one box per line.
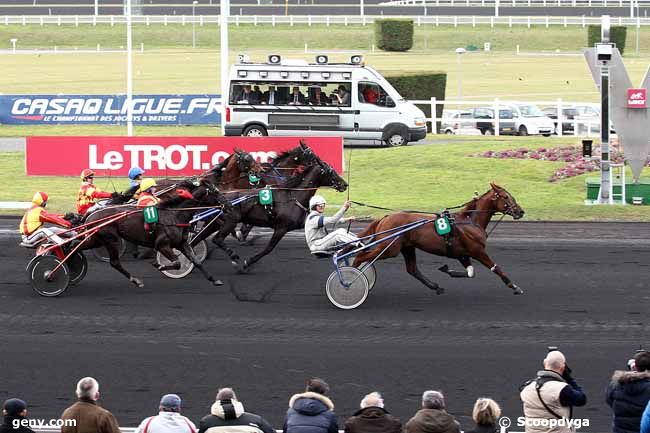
<box><xmin>436</xmin><ymin>218</ymin><xmax>448</xmax><ymax>231</ymax></box>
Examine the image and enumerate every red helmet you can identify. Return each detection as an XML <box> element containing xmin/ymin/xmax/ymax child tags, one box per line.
<box><xmin>31</xmin><ymin>191</ymin><xmax>48</xmax><ymax>206</ymax></box>
<box><xmin>80</xmin><ymin>168</ymin><xmax>95</xmax><ymax>180</ymax></box>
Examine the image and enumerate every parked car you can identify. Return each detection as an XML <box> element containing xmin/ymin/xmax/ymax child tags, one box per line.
<box><xmin>441</xmin><ymin>110</ymin><xmax>481</xmax><ymax>135</ymax></box>
<box><xmin>501</xmin><ymin>102</ymin><xmax>555</xmax><ymax>136</ymax></box>
<box><xmin>542</xmin><ymin>106</ymin><xmax>579</xmax><ymax>135</ymax></box>
<box><xmin>469</xmin><ymin>107</ymin><xmax>517</xmax><ymax>136</ymax></box>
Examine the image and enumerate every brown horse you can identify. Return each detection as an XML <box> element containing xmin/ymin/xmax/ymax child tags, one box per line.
<box><xmin>352</xmin><ymin>183</ymin><xmax>525</xmax><ymax>295</ymax></box>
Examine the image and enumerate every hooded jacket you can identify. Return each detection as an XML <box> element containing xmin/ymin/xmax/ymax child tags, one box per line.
<box><xmin>283</xmin><ymin>392</ymin><xmax>338</xmax><ymax>433</ymax></box>
<box><xmin>606</xmin><ymin>370</ymin><xmax>650</xmax><ymax>433</ymax></box>
<box><xmin>198</xmin><ymin>399</ymin><xmax>275</xmax><ymax>433</ymax></box>
<box><xmin>0</xmin><ymin>415</ymin><xmax>35</xmax><ymax>433</ymax></box>
<box><xmin>343</xmin><ymin>406</ymin><xmax>402</xmax><ymax>433</ymax></box>
<box><xmin>404</xmin><ymin>409</ymin><xmax>460</xmax><ymax>433</ymax></box>
<box><xmin>135</xmin><ymin>411</ymin><xmax>197</xmax><ymax>433</ymax></box>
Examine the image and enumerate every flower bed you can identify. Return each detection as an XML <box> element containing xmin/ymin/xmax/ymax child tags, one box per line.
<box><xmin>471</xmin><ymin>145</ymin><xmax>644</xmax><ymax>182</ymax></box>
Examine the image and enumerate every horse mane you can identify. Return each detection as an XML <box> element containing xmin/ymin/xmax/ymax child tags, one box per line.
<box><xmin>455</xmin><ymin>189</ymin><xmax>493</xmax><ymax>217</ymax></box>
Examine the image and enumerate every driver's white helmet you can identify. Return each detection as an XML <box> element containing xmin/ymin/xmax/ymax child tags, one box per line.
<box><xmin>309</xmin><ymin>195</ymin><xmax>327</xmax><ymax>210</ymax></box>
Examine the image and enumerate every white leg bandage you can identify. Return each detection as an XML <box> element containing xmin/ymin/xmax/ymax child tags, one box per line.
<box><xmin>490</xmin><ymin>264</ymin><xmax>498</xmax><ymax>272</ymax></box>
<box><xmin>466</xmin><ymin>265</ymin><xmax>475</xmax><ymax>278</ymax></box>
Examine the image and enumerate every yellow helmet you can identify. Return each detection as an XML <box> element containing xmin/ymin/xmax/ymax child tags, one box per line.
<box><xmin>139</xmin><ymin>178</ymin><xmax>157</xmax><ymax>192</ymax></box>
<box><xmin>31</xmin><ymin>191</ymin><xmax>48</xmax><ymax>206</ymax></box>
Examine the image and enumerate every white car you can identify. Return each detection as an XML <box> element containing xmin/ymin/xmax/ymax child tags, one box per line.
<box><xmin>501</xmin><ymin>102</ymin><xmax>555</xmax><ymax>136</ymax></box>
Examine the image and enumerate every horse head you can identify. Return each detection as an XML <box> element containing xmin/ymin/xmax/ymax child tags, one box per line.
<box><xmin>308</xmin><ymin>153</ymin><xmax>347</xmax><ymax>192</ymax></box>
<box><xmin>489</xmin><ymin>182</ymin><xmax>525</xmax><ymax>219</ymax></box>
<box><xmin>234</xmin><ymin>148</ymin><xmax>263</xmax><ymax>174</ymax></box>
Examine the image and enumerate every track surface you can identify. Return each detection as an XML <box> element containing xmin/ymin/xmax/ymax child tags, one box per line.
<box><xmin>1</xmin><ymin>220</ymin><xmax>649</xmax><ymax>431</ymax></box>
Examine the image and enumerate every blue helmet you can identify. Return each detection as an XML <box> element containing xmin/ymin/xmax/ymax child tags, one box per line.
<box><xmin>128</xmin><ymin>166</ymin><xmax>144</xmax><ymax>180</ymax></box>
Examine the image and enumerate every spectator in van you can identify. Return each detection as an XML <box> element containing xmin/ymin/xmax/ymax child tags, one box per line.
<box><xmin>289</xmin><ymin>87</ymin><xmax>306</xmax><ymax>105</ymax></box>
<box><xmin>310</xmin><ymin>87</ymin><xmax>330</xmax><ymax>106</ymax></box>
<box><xmin>253</xmin><ymin>85</ymin><xmax>263</xmax><ymax>101</ymax></box>
<box><xmin>263</xmin><ymin>85</ymin><xmax>282</xmax><ymax>105</ymax></box>
<box><xmin>332</xmin><ymin>85</ymin><xmax>350</xmax><ymax>106</ymax></box>
<box><xmin>362</xmin><ymin>84</ymin><xmax>379</xmax><ymax>104</ymax></box>
<box><xmin>238</xmin><ymin>85</ymin><xmax>260</xmax><ymax>105</ymax></box>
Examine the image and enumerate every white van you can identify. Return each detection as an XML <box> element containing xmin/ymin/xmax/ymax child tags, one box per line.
<box><xmin>223</xmin><ymin>54</ymin><xmax>428</xmax><ymax>146</ymax></box>
<box><xmin>501</xmin><ymin>102</ymin><xmax>555</xmax><ymax>136</ymax></box>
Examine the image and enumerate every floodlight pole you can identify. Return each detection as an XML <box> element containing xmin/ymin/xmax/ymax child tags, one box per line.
<box><xmin>456</xmin><ymin>47</ymin><xmax>466</xmax><ymax>102</ymax></box>
<box><xmin>95</xmin><ymin>0</ymin><xmax>98</xmax><ymax>15</ymax></box>
<box><xmin>126</xmin><ymin>0</ymin><xmax>134</xmax><ymax>136</ymax></box>
<box><xmin>192</xmin><ymin>1</ymin><xmax>198</xmax><ymax>49</ymax></box>
<box><xmin>220</xmin><ymin>0</ymin><xmax>230</xmax><ymax>134</ymax></box>
<box><xmin>360</xmin><ymin>0</ymin><xmax>364</xmax><ymax>17</ymax></box>
<box><xmin>599</xmin><ymin>15</ymin><xmax>612</xmax><ymax>204</ymax></box>
<box><xmin>495</xmin><ymin>0</ymin><xmax>499</xmax><ymax>17</ymax></box>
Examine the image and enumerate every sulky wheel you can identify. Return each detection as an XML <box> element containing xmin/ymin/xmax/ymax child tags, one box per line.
<box><xmin>30</xmin><ymin>255</ymin><xmax>70</xmax><ymax>297</ymax></box>
<box><xmin>66</xmin><ymin>251</ymin><xmax>88</xmax><ymax>286</ymax></box>
<box><xmin>156</xmin><ymin>248</ymin><xmax>195</xmax><ymax>279</ymax></box>
<box><xmin>357</xmin><ymin>262</ymin><xmax>377</xmax><ymax>291</ymax></box>
<box><xmin>191</xmin><ymin>240</ymin><xmax>208</xmax><ymax>264</ymax></box>
<box><xmin>92</xmin><ymin>238</ymin><xmax>127</xmax><ymax>262</ymax></box>
<box><xmin>326</xmin><ymin>266</ymin><xmax>369</xmax><ymax>310</ymax></box>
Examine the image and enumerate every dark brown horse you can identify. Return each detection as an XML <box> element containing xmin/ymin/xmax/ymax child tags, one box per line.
<box><xmin>352</xmin><ymin>183</ymin><xmax>525</xmax><ymax>295</ymax></box>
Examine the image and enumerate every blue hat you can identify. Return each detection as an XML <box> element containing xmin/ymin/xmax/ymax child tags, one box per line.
<box><xmin>160</xmin><ymin>394</ymin><xmax>181</xmax><ymax>410</ymax></box>
<box><xmin>3</xmin><ymin>398</ymin><xmax>27</xmax><ymax>416</ymax></box>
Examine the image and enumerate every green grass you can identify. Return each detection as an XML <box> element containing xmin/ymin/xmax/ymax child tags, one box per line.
<box><xmin>0</xmin><ymin>125</ymin><xmax>221</xmax><ymax>137</ymax></box>
<box><xmin>3</xmin><ymin>138</ymin><xmax>650</xmax><ymax>220</ymax></box>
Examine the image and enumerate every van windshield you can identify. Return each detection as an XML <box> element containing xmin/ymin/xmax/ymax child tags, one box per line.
<box><xmin>517</xmin><ymin>104</ymin><xmax>545</xmax><ymax>118</ymax></box>
<box><xmin>229</xmin><ymin>81</ymin><xmax>352</xmax><ymax>107</ymax></box>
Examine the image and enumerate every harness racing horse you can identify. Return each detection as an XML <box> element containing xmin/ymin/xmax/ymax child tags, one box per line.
<box><xmin>84</xmin><ymin>182</ymin><xmax>228</xmax><ymax>288</ymax></box>
<box><xmin>190</xmin><ymin>151</ymin><xmax>348</xmax><ymax>272</ymax></box>
<box><xmin>352</xmin><ymin>183</ymin><xmax>525</xmax><ymax>295</ymax></box>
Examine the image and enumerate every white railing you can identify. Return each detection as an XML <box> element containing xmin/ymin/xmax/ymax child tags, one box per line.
<box><xmin>1</xmin><ymin>14</ymin><xmax>649</xmax><ymax>26</ymax></box>
<box><xmin>380</xmin><ymin>0</ymin><xmax>648</xmax><ymax>6</ymax></box>
<box><xmin>410</xmin><ymin>98</ymin><xmax>603</xmax><ymax>136</ymax></box>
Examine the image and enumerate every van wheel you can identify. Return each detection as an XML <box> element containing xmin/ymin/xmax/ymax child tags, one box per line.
<box><xmin>518</xmin><ymin>125</ymin><xmax>528</xmax><ymax>136</ymax></box>
<box><xmin>243</xmin><ymin>125</ymin><xmax>267</xmax><ymax>137</ymax></box>
<box><xmin>483</xmin><ymin>128</ymin><xmax>494</xmax><ymax>136</ymax></box>
<box><xmin>444</xmin><ymin>130</ymin><xmax>453</xmax><ymax>135</ymax></box>
<box><xmin>384</xmin><ymin>127</ymin><xmax>408</xmax><ymax>147</ymax></box>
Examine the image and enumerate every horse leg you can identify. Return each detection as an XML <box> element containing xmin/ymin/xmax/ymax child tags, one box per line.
<box><xmin>439</xmin><ymin>255</ymin><xmax>475</xmax><ymax>278</ymax></box>
<box><xmin>240</xmin><ymin>227</ymin><xmax>289</xmax><ymax>272</ymax></box>
<box><xmin>471</xmin><ymin>250</ymin><xmax>523</xmax><ymax>295</ymax></box>
<box><xmin>105</xmin><ymin>238</ymin><xmax>143</xmax><ymax>288</ymax></box>
<box><xmin>180</xmin><ymin>243</ymin><xmax>224</xmax><ymax>287</ymax></box>
<box><xmin>401</xmin><ymin>246</ymin><xmax>444</xmax><ymax>295</ymax></box>
<box><xmin>155</xmin><ymin>245</ymin><xmax>182</xmax><ymax>271</ymax></box>
<box><xmin>212</xmin><ymin>220</ymin><xmax>242</xmax><ymax>268</ymax></box>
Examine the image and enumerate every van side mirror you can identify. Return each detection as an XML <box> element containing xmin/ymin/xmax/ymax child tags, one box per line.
<box><xmin>386</xmin><ymin>96</ymin><xmax>395</xmax><ymax>108</ymax></box>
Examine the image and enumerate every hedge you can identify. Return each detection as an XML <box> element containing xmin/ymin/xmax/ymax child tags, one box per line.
<box><xmin>385</xmin><ymin>73</ymin><xmax>447</xmax><ymax>132</ymax></box>
<box><xmin>374</xmin><ymin>19</ymin><xmax>414</xmax><ymax>52</ymax></box>
<box><xmin>587</xmin><ymin>25</ymin><xmax>627</xmax><ymax>55</ymax></box>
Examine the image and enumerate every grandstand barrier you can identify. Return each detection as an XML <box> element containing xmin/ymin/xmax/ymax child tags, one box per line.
<box><xmin>1</xmin><ymin>14</ymin><xmax>650</xmax><ymax>27</ymax></box>
<box><xmin>29</xmin><ymin>429</ymin><xmax>531</xmax><ymax>433</ymax></box>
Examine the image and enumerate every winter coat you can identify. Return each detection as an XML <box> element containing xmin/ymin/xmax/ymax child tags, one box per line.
<box><xmin>198</xmin><ymin>399</ymin><xmax>275</xmax><ymax>433</ymax></box>
<box><xmin>0</xmin><ymin>416</ymin><xmax>35</xmax><ymax>433</ymax></box>
<box><xmin>61</xmin><ymin>399</ymin><xmax>121</xmax><ymax>433</ymax></box>
<box><xmin>343</xmin><ymin>406</ymin><xmax>401</xmax><ymax>433</ymax></box>
<box><xmin>283</xmin><ymin>392</ymin><xmax>338</xmax><ymax>433</ymax></box>
<box><xmin>640</xmin><ymin>400</ymin><xmax>650</xmax><ymax>433</ymax></box>
<box><xmin>606</xmin><ymin>370</ymin><xmax>650</xmax><ymax>433</ymax></box>
<box><xmin>464</xmin><ymin>423</ymin><xmax>499</xmax><ymax>433</ymax></box>
<box><xmin>135</xmin><ymin>412</ymin><xmax>197</xmax><ymax>433</ymax></box>
<box><xmin>404</xmin><ymin>409</ymin><xmax>460</xmax><ymax>433</ymax></box>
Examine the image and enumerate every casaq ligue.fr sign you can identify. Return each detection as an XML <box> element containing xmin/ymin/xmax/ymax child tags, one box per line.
<box><xmin>0</xmin><ymin>94</ymin><xmax>221</xmax><ymax>125</ymax></box>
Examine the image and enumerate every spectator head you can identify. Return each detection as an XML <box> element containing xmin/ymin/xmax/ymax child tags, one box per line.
<box><xmin>338</xmin><ymin>85</ymin><xmax>347</xmax><ymax>92</ymax></box>
<box><xmin>360</xmin><ymin>392</ymin><xmax>384</xmax><ymax>409</ymax></box>
<box><xmin>544</xmin><ymin>351</ymin><xmax>566</xmax><ymax>374</ymax></box>
<box><xmin>472</xmin><ymin>398</ymin><xmax>501</xmax><ymax>426</ymax></box>
<box><xmin>159</xmin><ymin>394</ymin><xmax>182</xmax><ymax>413</ymax></box>
<box><xmin>76</xmin><ymin>377</ymin><xmax>100</xmax><ymax>401</ymax></box>
<box><xmin>422</xmin><ymin>390</ymin><xmax>445</xmax><ymax>410</ymax></box>
<box><xmin>314</xmin><ymin>87</ymin><xmax>321</xmax><ymax>95</ymax></box>
<box><xmin>254</xmin><ymin>85</ymin><xmax>260</xmax><ymax>91</ymax></box>
<box><xmin>634</xmin><ymin>351</ymin><xmax>650</xmax><ymax>372</ymax></box>
<box><xmin>3</xmin><ymin>399</ymin><xmax>27</xmax><ymax>417</ymax></box>
<box><xmin>244</xmin><ymin>85</ymin><xmax>251</xmax><ymax>93</ymax></box>
<box><xmin>306</xmin><ymin>378</ymin><xmax>330</xmax><ymax>396</ymax></box>
<box><xmin>268</xmin><ymin>85</ymin><xmax>275</xmax><ymax>91</ymax></box>
<box><xmin>216</xmin><ymin>387</ymin><xmax>238</xmax><ymax>402</ymax></box>
<box><xmin>292</xmin><ymin>87</ymin><xmax>300</xmax><ymax>94</ymax></box>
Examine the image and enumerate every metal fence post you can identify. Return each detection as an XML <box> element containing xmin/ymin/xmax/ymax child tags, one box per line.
<box><xmin>556</xmin><ymin>98</ymin><xmax>563</xmax><ymax>137</ymax></box>
<box><xmin>430</xmin><ymin>97</ymin><xmax>437</xmax><ymax>134</ymax></box>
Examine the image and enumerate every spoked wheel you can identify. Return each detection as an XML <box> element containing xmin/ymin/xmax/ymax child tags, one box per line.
<box><xmin>29</xmin><ymin>255</ymin><xmax>70</xmax><ymax>297</ymax></box>
<box><xmin>66</xmin><ymin>251</ymin><xmax>88</xmax><ymax>286</ymax></box>
<box><xmin>156</xmin><ymin>248</ymin><xmax>195</xmax><ymax>279</ymax></box>
<box><xmin>326</xmin><ymin>266</ymin><xmax>369</xmax><ymax>310</ymax></box>
<box><xmin>357</xmin><ymin>262</ymin><xmax>377</xmax><ymax>291</ymax></box>
<box><xmin>190</xmin><ymin>239</ymin><xmax>208</xmax><ymax>264</ymax></box>
<box><xmin>92</xmin><ymin>238</ymin><xmax>127</xmax><ymax>262</ymax></box>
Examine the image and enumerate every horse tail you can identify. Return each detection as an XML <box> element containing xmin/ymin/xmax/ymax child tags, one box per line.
<box><xmin>357</xmin><ymin>215</ymin><xmax>388</xmax><ymax>238</ymax></box>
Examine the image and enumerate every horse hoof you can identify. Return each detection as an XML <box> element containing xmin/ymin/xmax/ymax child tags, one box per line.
<box><xmin>438</xmin><ymin>264</ymin><xmax>449</xmax><ymax>274</ymax></box>
<box><xmin>436</xmin><ymin>287</ymin><xmax>445</xmax><ymax>295</ymax></box>
<box><xmin>130</xmin><ymin>277</ymin><xmax>144</xmax><ymax>288</ymax></box>
<box><xmin>230</xmin><ymin>260</ymin><xmax>240</xmax><ymax>269</ymax></box>
<box><xmin>512</xmin><ymin>285</ymin><xmax>524</xmax><ymax>295</ymax></box>
<box><xmin>213</xmin><ymin>279</ymin><xmax>224</xmax><ymax>286</ymax></box>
